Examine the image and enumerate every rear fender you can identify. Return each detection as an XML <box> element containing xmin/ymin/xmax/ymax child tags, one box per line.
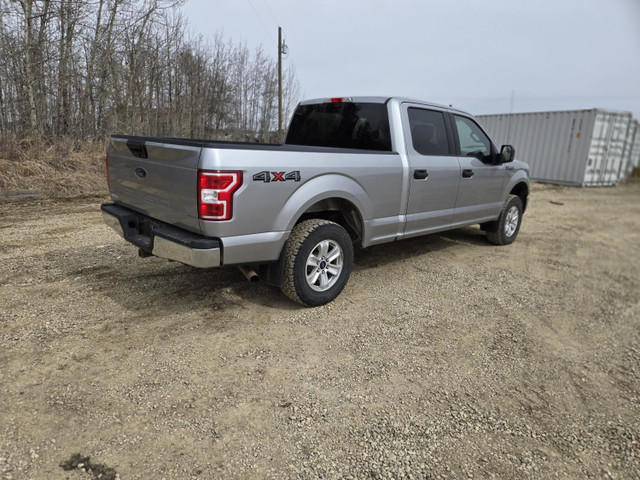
<box><xmin>275</xmin><ymin>174</ymin><xmax>372</xmax><ymax>238</ymax></box>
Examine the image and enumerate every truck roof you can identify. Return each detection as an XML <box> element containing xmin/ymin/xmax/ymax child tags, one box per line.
<box><xmin>299</xmin><ymin>96</ymin><xmax>473</xmax><ymax>116</ymax></box>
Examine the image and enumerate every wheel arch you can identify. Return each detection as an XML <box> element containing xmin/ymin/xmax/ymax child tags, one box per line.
<box><xmin>295</xmin><ymin>197</ymin><xmax>364</xmax><ymax>245</ymax></box>
<box><xmin>276</xmin><ymin>174</ymin><xmax>372</xmax><ymax>245</ymax></box>
<box><xmin>509</xmin><ymin>181</ymin><xmax>529</xmax><ymax>212</ymax></box>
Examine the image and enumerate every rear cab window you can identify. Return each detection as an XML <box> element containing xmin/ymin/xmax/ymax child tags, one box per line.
<box><xmin>286</xmin><ymin>102</ymin><xmax>392</xmax><ymax>151</ymax></box>
<box><xmin>407</xmin><ymin>108</ymin><xmax>452</xmax><ymax>156</ymax></box>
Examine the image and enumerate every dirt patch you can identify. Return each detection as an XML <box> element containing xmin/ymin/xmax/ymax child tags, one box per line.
<box><xmin>59</xmin><ymin>453</ymin><xmax>117</xmax><ymax>480</ymax></box>
<box><xmin>1</xmin><ymin>182</ymin><xmax>639</xmax><ymax>479</ymax></box>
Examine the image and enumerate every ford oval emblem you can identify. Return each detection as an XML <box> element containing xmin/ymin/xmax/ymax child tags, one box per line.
<box><xmin>134</xmin><ymin>167</ymin><xmax>147</xmax><ymax>179</ymax></box>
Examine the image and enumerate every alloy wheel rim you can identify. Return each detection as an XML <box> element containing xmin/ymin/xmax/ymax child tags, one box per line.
<box><xmin>305</xmin><ymin>240</ymin><xmax>343</xmax><ymax>292</ymax></box>
<box><xmin>504</xmin><ymin>206</ymin><xmax>519</xmax><ymax>237</ymax></box>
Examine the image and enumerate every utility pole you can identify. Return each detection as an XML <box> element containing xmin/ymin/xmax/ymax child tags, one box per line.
<box><xmin>277</xmin><ymin>27</ymin><xmax>289</xmax><ymax>142</ymax></box>
<box><xmin>278</xmin><ymin>26</ymin><xmax>283</xmax><ymax>141</ymax></box>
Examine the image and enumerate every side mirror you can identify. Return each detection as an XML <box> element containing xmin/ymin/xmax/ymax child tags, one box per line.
<box><xmin>500</xmin><ymin>144</ymin><xmax>515</xmax><ymax>163</ymax></box>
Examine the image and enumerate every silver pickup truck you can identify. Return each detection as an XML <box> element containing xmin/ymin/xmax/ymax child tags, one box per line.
<box><xmin>102</xmin><ymin>96</ymin><xmax>529</xmax><ymax>306</ymax></box>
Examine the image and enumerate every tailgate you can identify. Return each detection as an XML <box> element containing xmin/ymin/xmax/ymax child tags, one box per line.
<box><xmin>107</xmin><ymin>137</ymin><xmax>202</xmax><ymax>233</ymax></box>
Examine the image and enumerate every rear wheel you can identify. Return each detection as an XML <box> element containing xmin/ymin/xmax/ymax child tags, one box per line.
<box><xmin>281</xmin><ymin>219</ymin><xmax>353</xmax><ymax>306</ymax></box>
<box><xmin>486</xmin><ymin>195</ymin><xmax>523</xmax><ymax>245</ymax></box>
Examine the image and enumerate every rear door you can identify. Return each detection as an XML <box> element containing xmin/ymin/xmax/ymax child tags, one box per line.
<box><xmin>107</xmin><ymin>136</ymin><xmax>202</xmax><ymax>232</ymax></box>
<box><xmin>401</xmin><ymin>104</ymin><xmax>460</xmax><ymax>237</ymax></box>
<box><xmin>450</xmin><ymin>113</ymin><xmax>506</xmax><ymax>226</ymax></box>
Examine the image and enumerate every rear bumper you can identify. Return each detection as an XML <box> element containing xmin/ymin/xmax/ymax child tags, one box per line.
<box><xmin>101</xmin><ymin>203</ymin><xmax>221</xmax><ymax>268</ymax></box>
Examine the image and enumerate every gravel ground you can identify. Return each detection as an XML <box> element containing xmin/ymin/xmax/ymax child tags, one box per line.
<box><xmin>1</xmin><ymin>182</ymin><xmax>639</xmax><ymax>479</ymax></box>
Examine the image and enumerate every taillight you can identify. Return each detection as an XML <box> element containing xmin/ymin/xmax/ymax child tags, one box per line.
<box><xmin>198</xmin><ymin>170</ymin><xmax>243</xmax><ymax>221</ymax></box>
<box><xmin>105</xmin><ymin>154</ymin><xmax>110</xmax><ymax>190</ymax></box>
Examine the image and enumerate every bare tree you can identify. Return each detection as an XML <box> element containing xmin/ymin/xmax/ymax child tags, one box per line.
<box><xmin>0</xmin><ymin>0</ymin><xmax>300</xmax><ymax>149</ymax></box>
<box><xmin>17</xmin><ymin>0</ymin><xmax>38</xmax><ymax>132</ymax></box>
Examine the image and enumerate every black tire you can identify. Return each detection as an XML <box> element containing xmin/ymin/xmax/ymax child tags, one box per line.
<box><xmin>281</xmin><ymin>219</ymin><xmax>354</xmax><ymax>306</ymax></box>
<box><xmin>486</xmin><ymin>195</ymin><xmax>523</xmax><ymax>245</ymax></box>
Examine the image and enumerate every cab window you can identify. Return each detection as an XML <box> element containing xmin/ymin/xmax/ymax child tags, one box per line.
<box><xmin>408</xmin><ymin>108</ymin><xmax>451</xmax><ymax>156</ymax></box>
<box><xmin>454</xmin><ymin>115</ymin><xmax>493</xmax><ymax>162</ymax></box>
<box><xmin>286</xmin><ymin>102</ymin><xmax>392</xmax><ymax>151</ymax></box>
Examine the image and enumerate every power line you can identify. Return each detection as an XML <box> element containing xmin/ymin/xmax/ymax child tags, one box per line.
<box><xmin>451</xmin><ymin>95</ymin><xmax>640</xmax><ymax>101</ymax></box>
<box><xmin>246</xmin><ymin>0</ymin><xmax>274</xmax><ymax>41</ymax></box>
<box><xmin>261</xmin><ymin>0</ymin><xmax>280</xmax><ymax>27</ymax></box>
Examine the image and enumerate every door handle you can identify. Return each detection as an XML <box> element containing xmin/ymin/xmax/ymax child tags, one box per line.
<box><xmin>414</xmin><ymin>169</ymin><xmax>429</xmax><ymax>180</ymax></box>
<box><xmin>462</xmin><ymin>169</ymin><xmax>474</xmax><ymax>178</ymax></box>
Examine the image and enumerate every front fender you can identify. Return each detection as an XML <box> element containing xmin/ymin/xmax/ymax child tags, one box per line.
<box><xmin>504</xmin><ymin>170</ymin><xmax>529</xmax><ymax>196</ymax></box>
<box><xmin>275</xmin><ymin>174</ymin><xmax>372</xmax><ymax>233</ymax></box>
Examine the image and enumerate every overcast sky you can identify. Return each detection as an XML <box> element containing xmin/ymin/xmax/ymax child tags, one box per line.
<box><xmin>183</xmin><ymin>0</ymin><xmax>640</xmax><ymax>119</ymax></box>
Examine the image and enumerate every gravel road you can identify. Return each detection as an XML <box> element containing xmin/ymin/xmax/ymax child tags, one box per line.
<box><xmin>1</xmin><ymin>182</ymin><xmax>639</xmax><ymax>479</ymax></box>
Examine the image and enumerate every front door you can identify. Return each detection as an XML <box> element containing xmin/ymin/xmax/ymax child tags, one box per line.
<box><xmin>451</xmin><ymin>114</ymin><xmax>506</xmax><ymax>226</ymax></box>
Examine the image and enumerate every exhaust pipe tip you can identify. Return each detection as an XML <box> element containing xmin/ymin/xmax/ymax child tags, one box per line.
<box><xmin>238</xmin><ymin>265</ymin><xmax>259</xmax><ymax>283</ymax></box>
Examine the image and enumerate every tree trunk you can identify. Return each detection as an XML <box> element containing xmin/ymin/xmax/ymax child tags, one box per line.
<box><xmin>18</xmin><ymin>0</ymin><xmax>38</xmax><ymax>132</ymax></box>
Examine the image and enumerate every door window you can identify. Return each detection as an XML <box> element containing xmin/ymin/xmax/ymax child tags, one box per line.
<box><xmin>454</xmin><ymin>115</ymin><xmax>492</xmax><ymax>162</ymax></box>
<box><xmin>408</xmin><ymin>108</ymin><xmax>451</xmax><ymax>156</ymax></box>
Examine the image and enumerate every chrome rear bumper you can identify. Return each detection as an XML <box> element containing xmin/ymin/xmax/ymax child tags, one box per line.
<box><xmin>101</xmin><ymin>204</ymin><xmax>221</xmax><ymax>268</ymax></box>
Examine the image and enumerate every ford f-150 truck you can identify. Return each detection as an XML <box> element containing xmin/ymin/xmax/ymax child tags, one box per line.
<box><xmin>102</xmin><ymin>96</ymin><xmax>529</xmax><ymax>306</ymax></box>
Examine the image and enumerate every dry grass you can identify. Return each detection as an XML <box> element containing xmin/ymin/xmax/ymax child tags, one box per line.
<box><xmin>0</xmin><ymin>135</ymin><xmax>108</xmax><ymax>198</ymax></box>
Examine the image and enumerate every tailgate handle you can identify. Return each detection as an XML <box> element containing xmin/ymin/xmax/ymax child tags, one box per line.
<box><xmin>127</xmin><ymin>140</ymin><xmax>148</xmax><ymax>159</ymax></box>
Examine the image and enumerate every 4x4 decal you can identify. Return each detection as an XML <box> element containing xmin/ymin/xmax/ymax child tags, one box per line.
<box><xmin>253</xmin><ymin>171</ymin><xmax>301</xmax><ymax>183</ymax></box>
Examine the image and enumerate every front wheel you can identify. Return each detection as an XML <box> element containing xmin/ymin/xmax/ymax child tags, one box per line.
<box><xmin>486</xmin><ymin>195</ymin><xmax>523</xmax><ymax>245</ymax></box>
<box><xmin>281</xmin><ymin>219</ymin><xmax>354</xmax><ymax>306</ymax></box>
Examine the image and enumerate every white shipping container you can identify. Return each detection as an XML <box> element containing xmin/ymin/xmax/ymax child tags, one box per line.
<box><xmin>620</xmin><ymin>120</ymin><xmax>638</xmax><ymax>179</ymax></box>
<box><xmin>477</xmin><ymin>109</ymin><xmax>635</xmax><ymax>186</ymax></box>
<box><xmin>625</xmin><ymin>120</ymin><xmax>640</xmax><ymax>175</ymax></box>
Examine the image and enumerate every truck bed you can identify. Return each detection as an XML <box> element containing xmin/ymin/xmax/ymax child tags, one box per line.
<box><xmin>111</xmin><ymin>134</ymin><xmax>391</xmax><ymax>154</ymax></box>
